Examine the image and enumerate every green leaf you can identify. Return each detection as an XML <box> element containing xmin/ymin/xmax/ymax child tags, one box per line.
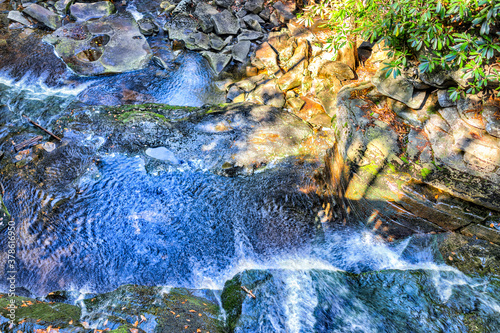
<box><xmin>418</xmin><ymin>62</ymin><xmax>430</xmax><ymax>73</ymax></box>
<box><xmin>421</xmin><ymin>167</ymin><xmax>432</xmax><ymax>179</ymax></box>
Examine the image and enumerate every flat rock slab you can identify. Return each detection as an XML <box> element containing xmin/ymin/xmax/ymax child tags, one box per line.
<box><xmin>23</xmin><ymin>3</ymin><xmax>61</xmax><ymax>30</ymax></box>
<box><xmin>44</xmin><ymin>13</ymin><xmax>152</xmax><ymax>76</ymax></box>
<box><xmin>202</xmin><ymin>51</ymin><xmax>232</xmax><ymax>74</ymax></box>
<box><xmin>70</xmin><ymin>1</ymin><xmax>115</xmax><ymax>22</ymax></box>
<box><xmin>7</xmin><ymin>10</ymin><xmax>33</xmax><ymax>27</ymax></box>
<box><xmin>194</xmin><ymin>2</ymin><xmax>218</xmax><ymax>32</ymax></box>
<box><xmin>211</xmin><ymin>10</ymin><xmax>239</xmax><ymax>35</ymax></box>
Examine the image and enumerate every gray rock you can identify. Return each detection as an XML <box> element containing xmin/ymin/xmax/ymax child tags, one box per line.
<box><xmin>8</xmin><ymin>23</ymin><xmax>24</xmax><ymax>30</ymax></box>
<box><xmin>227</xmin><ymin>85</ymin><xmax>244</xmax><ymax>101</ymax></box>
<box><xmin>7</xmin><ymin>11</ymin><xmax>33</xmax><ymax>27</ymax></box>
<box><xmin>259</xmin><ymin>7</ymin><xmax>271</xmax><ymax>21</ymax></box>
<box><xmin>235</xmin><ymin>9</ymin><xmax>247</xmax><ymax>18</ymax></box>
<box><xmin>372</xmin><ymin>69</ymin><xmax>427</xmax><ymax>109</ymax></box>
<box><xmin>237</xmin><ymin>29</ymin><xmax>263</xmax><ymax>41</ymax></box>
<box><xmin>277</xmin><ymin>62</ymin><xmax>306</xmax><ymax>91</ymax></box>
<box><xmin>44</xmin><ymin>13</ymin><xmax>152</xmax><ymax>76</ymax></box>
<box><xmin>160</xmin><ymin>0</ymin><xmax>176</xmax><ymax>13</ymax></box>
<box><xmin>137</xmin><ymin>17</ymin><xmax>159</xmax><ymax>36</ymax></box>
<box><xmin>234</xmin><ymin>78</ymin><xmax>257</xmax><ymax>92</ymax></box>
<box><xmin>231</xmin><ymin>40</ymin><xmax>251</xmax><ymax>63</ymax></box>
<box><xmin>456</xmin><ymin>95</ymin><xmax>485</xmax><ymax>129</ymax></box>
<box><xmin>273</xmin><ymin>1</ymin><xmax>295</xmax><ymax>21</ymax></box>
<box><xmin>211</xmin><ymin>10</ymin><xmax>239</xmax><ymax>35</ymax></box>
<box><xmin>23</xmin><ymin>3</ymin><xmax>61</xmax><ymax>30</ymax></box>
<box><xmin>185</xmin><ymin>31</ymin><xmax>210</xmax><ymax>51</ymax></box>
<box><xmin>70</xmin><ymin>1</ymin><xmax>115</xmax><ymax>22</ymax></box>
<box><xmin>165</xmin><ymin>13</ymin><xmax>199</xmax><ymax>42</ymax></box>
<box><xmin>202</xmin><ymin>51</ymin><xmax>232</xmax><ymax>74</ymax></box>
<box><xmin>407</xmin><ymin>128</ymin><xmax>431</xmax><ymax>161</ymax></box>
<box><xmin>193</xmin><ymin>2</ymin><xmax>218</xmax><ymax>32</ymax></box>
<box><xmin>483</xmin><ymin>101</ymin><xmax>500</xmax><ymax>138</ymax></box>
<box><xmin>215</xmin><ymin>0</ymin><xmax>233</xmax><ymax>8</ymax></box>
<box><xmin>244</xmin><ymin>0</ymin><xmax>264</xmax><ymax>13</ymax></box>
<box><xmin>242</xmin><ymin>14</ymin><xmax>263</xmax><ymax>32</ymax></box>
<box><xmin>209</xmin><ymin>33</ymin><xmax>226</xmax><ymax>51</ymax></box>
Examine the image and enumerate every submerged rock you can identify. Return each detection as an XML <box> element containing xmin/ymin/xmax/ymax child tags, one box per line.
<box><xmin>438</xmin><ymin>232</ymin><xmax>500</xmax><ymax>277</ymax></box>
<box><xmin>44</xmin><ymin>12</ymin><xmax>152</xmax><ymax>76</ymax></box>
<box><xmin>69</xmin><ymin>1</ymin><xmax>115</xmax><ymax>22</ymax></box>
<box><xmin>53</xmin><ymin>102</ymin><xmax>317</xmax><ymax>175</ymax></box>
<box><xmin>222</xmin><ymin>269</ymin><xmax>500</xmax><ymax>332</ymax></box>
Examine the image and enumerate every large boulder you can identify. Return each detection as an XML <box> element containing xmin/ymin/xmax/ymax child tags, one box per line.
<box><xmin>326</xmin><ymin>82</ymin><xmax>500</xmax><ymax>243</ymax></box>
<box><xmin>44</xmin><ymin>13</ymin><xmax>152</xmax><ymax>76</ymax></box>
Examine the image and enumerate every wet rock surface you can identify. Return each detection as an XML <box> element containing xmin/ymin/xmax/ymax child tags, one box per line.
<box><xmin>0</xmin><ymin>286</ymin><xmax>223</xmax><ymax>332</ymax></box>
<box><xmin>222</xmin><ymin>268</ymin><xmax>500</xmax><ymax>332</ymax></box>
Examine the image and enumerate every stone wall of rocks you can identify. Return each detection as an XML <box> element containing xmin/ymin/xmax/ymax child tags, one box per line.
<box><xmin>326</xmin><ymin>66</ymin><xmax>500</xmax><ymax>244</ymax></box>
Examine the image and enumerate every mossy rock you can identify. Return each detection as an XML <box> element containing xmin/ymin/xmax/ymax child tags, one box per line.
<box><xmin>83</xmin><ymin>285</ymin><xmax>223</xmax><ymax>332</ymax></box>
<box><xmin>221</xmin><ymin>270</ymin><xmax>273</xmax><ymax>332</ymax></box>
<box><xmin>221</xmin><ymin>274</ymin><xmax>245</xmax><ymax>331</ymax></box>
<box><xmin>0</xmin><ymin>294</ymin><xmax>81</xmax><ymax>330</ymax></box>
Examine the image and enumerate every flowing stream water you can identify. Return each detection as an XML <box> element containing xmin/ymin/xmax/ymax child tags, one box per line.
<box><xmin>1</xmin><ymin>28</ymin><xmax>500</xmax><ymax>332</ymax></box>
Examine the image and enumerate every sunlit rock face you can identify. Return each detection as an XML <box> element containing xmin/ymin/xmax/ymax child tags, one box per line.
<box><xmin>44</xmin><ymin>12</ymin><xmax>152</xmax><ymax>76</ymax></box>
<box><xmin>326</xmin><ymin>81</ymin><xmax>500</xmax><ymax>244</ymax></box>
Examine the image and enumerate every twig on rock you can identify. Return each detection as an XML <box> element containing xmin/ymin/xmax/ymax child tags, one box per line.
<box><xmin>241</xmin><ymin>286</ymin><xmax>256</xmax><ymax>299</ymax></box>
<box><xmin>22</xmin><ymin>115</ymin><xmax>62</xmax><ymax>141</ymax></box>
